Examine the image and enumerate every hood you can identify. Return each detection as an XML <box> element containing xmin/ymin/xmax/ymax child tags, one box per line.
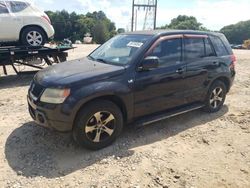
<box><xmin>34</xmin><ymin>58</ymin><xmax>126</xmax><ymax>87</ymax></box>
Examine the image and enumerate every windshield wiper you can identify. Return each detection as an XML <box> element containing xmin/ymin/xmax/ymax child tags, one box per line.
<box><xmin>96</xmin><ymin>58</ymin><xmax>109</xmax><ymax>64</ymax></box>
<box><xmin>88</xmin><ymin>56</ymin><xmax>112</xmax><ymax>65</ymax></box>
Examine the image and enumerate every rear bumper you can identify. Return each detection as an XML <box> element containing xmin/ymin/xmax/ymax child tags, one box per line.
<box><xmin>229</xmin><ymin>70</ymin><xmax>236</xmax><ymax>91</ymax></box>
<box><xmin>27</xmin><ymin>96</ymin><xmax>72</xmax><ymax>132</ymax></box>
<box><xmin>44</xmin><ymin>24</ymin><xmax>55</xmax><ymax>39</ymax></box>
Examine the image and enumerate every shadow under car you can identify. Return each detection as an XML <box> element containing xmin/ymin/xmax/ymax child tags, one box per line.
<box><xmin>5</xmin><ymin>106</ymin><xmax>228</xmax><ymax>178</ymax></box>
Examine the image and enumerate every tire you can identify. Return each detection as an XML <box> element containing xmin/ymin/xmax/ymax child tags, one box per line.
<box><xmin>203</xmin><ymin>80</ymin><xmax>227</xmax><ymax>113</ymax></box>
<box><xmin>20</xmin><ymin>26</ymin><xmax>46</xmax><ymax>46</ymax></box>
<box><xmin>73</xmin><ymin>100</ymin><xmax>124</xmax><ymax>150</ymax></box>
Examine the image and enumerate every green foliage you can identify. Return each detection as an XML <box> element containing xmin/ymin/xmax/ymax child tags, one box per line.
<box><xmin>92</xmin><ymin>22</ymin><xmax>109</xmax><ymax>44</ymax></box>
<box><xmin>117</xmin><ymin>28</ymin><xmax>125</xmax><ymax>33</ymax></box>
<box><xmin>45</xmin><ymin>10</ymin><xmax>116</xmax><ymax>44</ymax></box>
<box><xmin>160</xmin><ymin>15</ymin><xmax>208</xmax><ymax>31</ymax></box>
<box><xmin>220</xmin><ymin>20</ymin><xmax>250</xmax><ymax>44</ymax></box>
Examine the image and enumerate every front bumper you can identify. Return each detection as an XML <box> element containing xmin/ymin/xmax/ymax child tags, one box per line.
<box><xmin>27</xmin><ymin>95</ymin><xmax>72</xmax><ymax>132</ymax></box>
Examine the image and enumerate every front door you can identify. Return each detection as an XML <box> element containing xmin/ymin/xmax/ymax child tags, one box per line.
<box><xmin>133</xmin><ymin>35</ymin><xmax>187</xmax><ymax>118</ymax></box>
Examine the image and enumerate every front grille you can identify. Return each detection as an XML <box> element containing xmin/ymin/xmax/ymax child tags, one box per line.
<box><xmin>30</xmin><ymin>81</ymin><xmax>44</xmax><ymax>98</ymax></box>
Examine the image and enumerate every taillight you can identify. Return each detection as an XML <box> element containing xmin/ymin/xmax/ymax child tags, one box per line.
<box><xmin>42</xmin><ymin>15</ymin><xmax>51</xmax><ymax>25</ymax></box>
<box><xmin>230</xmin><ymin>54</ymin><xmax>236</xmax><ymax>69</ymax></box>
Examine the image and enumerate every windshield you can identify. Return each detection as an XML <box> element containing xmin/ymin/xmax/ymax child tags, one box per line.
<box><xmin>89</xmin><ymin>34</ymin><xmax>152</xmax><ymax>65</ymax></box>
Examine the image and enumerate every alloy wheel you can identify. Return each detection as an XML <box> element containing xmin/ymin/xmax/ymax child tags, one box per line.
<box><xmin>26</xmin><ymin>31</ymin><xmax>43</xmax><ymax>46</ymax></box>
<box><xmin>85</xmin><ymin>111</ymin><xmax>116</xmax><ymax>143</ymax></box>
<box><xmin>209</xmin><ymin>87</ymin><xmax>224</xmax><ymax>109</ymax></box>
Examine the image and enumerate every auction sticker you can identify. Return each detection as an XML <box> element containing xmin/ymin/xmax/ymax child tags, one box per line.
<box><xmin>127</xmin><ymin>42</ymin><xmax>143</xmax><ymax>48</ymax></box>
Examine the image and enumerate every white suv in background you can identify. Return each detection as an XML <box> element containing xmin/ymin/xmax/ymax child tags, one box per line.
<box><xmin>0</xmin><ymin>0</ymin><xmax>54</xmax><ymax>46</ymax></box>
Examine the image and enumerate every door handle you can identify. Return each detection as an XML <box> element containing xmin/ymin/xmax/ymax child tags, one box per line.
<box><xmin>176</xmin><ymin>68</ymin><xmax>184</xmax><ymax>74</ymax></box>
<box><xmin>13</xmin><ymin>18</ymin><xmax>21</xmax><ymax>21</ymax></box>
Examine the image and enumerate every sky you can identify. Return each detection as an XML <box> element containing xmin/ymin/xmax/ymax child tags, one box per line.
<box><xmin>29</xmin><ymin>0</ymin><xmax>250</xmax><ymax>31</ymax></box>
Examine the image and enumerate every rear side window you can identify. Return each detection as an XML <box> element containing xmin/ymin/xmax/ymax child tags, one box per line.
<box><xmin>184</xmin><ymin>38</ymin><xmax>205</xmax><ymax>60</ymax></box>
<box><xmin>150</xmin><ymin>38</ymin><xmax>182</xmax><ymax>67</ymax></box>
<box><xmin>0</xmin><ymin>2</ymin><xmax>8</xmax><ymax>14</ymax></box>
<box><xmin>8</xmin><ymin>1</ymin><xmax>29</xmax><ymax>13</ymax></box>
<box><xmin>210</xmin><ymin>36</ymin><xmax>229</xmax><ymax>56</ymax></box>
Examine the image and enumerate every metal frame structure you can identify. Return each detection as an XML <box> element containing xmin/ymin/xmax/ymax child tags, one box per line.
<box><xmin>131</xmin><ymin>0</ymin><xmax>158</xmax><ymax>31</ymax></box>
<box><xmin>0</xmin><ymin>46</ymin><xmax>73</xmax><ymax>75</ymax></box>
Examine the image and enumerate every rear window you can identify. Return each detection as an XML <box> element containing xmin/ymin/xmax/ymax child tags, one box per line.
<box><xmin>184</xmin><ymin>38</ymin><xmax>205</xmax><ymax>60</ymax></box>
<box><xmin>0</xmin><ymin>2</ymin><xmax>8</xmax><ymax>14</ymax></box>
<box><xmin>8</xmin><ymin>1</ymin><xmax>29</xmax><ymax>13</ymax></box>
<box><xmin>210</xmin><ymin>36</ymin><xmax>229</xmax><ymax>56</ymax></box>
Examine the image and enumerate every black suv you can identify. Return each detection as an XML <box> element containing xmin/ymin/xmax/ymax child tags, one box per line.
<box><xmin>28</xmin><ymin>30</ymin><xmax>236</xmax><ymax>150</ymax></box>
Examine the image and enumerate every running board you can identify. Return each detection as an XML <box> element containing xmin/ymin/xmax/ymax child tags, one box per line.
<box><xmin>134</xmin><ymin>103</ymin><xmax>204</xmax><ymax>127</ymax></box>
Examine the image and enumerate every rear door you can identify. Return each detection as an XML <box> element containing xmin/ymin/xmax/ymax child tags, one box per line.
<box><xmin>133</xmin><ymin>35</ymin><xmax>188</xmax><ymax>117</ymax></box>
<box><xmin>6</xmin><ymin>1</ymin><xmax>26</xmax><ymax>39</ymax></box>
<box><xmin>184</xmin><ymin>35</ymin><xmax>218</xmax><ymax>103</ymax></box>
<box><xmin>0</xmin><ymin>1</ymin><xmax>11</xmax><ymax>41</ymax></box>
<box><xmin>0</xmin><ymin>1</ymin><xmax>25</xmax><ymax>41</ymax></box>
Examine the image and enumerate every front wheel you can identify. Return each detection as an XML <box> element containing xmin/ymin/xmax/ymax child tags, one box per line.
<box><xmin>203</xmin><ymin>80</ymin><xmax>227</xmax><ymax>113</ymax></box>
<box><xmin>20</xmin><ymin>27</ymin><xmax>46</xmax><ymax>46</ymax></box>
<box><xmin>73</xmin><ymin>100</ymin><xmax>123</xmax><ymax>150</ymax></box>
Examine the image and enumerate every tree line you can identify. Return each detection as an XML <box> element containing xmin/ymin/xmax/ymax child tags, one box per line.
<box><xmin>158</xmin><ymin>15</ymin><xmax>208</xmax><ymax>31</ymax></box>
<box><xmin>220</xmin><ymin>20</ymin><xmax>250</xmax><ymax>44</ymax></box>
<box><xmin>46</xmin><ymin>10</ymin><xmax>250</xmax><ymax>45</ymax></box>
<box><xmin>159</xmin><ymin>15</ymin><xmax>250</xmax><ymax>44</ymax></box>
<box><xmin>45</xmin><ymin>10</ymin><xmax>117</xmax><ymax>44</ymax></box>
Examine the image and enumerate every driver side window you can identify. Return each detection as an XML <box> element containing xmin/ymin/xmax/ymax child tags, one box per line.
<box><xmin>0</xmin><ymin>1</ymin><xmax>8</xmax><ymax>14</ymax></box>
<box><xmin>148</xmin><ymin>38</ymin><xmax>182</xmax><ymax>67</ymax></box>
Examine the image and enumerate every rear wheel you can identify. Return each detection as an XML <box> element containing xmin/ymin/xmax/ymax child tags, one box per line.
<box><xmin>73</xmin><ymin>100</ymin><xmax>123</xmax><ymax>150</ymax></box>
<box><xmin>21</xmin><ymin>26</ymin><xmax>46</xmax><ymax>46</ymax></box>
<box><xmin>203</xmin><ymin>81</ymin><xmax>227</xmax><ymax>113</ymax></box>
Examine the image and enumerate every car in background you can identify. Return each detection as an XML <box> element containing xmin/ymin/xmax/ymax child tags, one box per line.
<box><xmin>0</xmin><ymin>0</ymin><xmax>54</xmax><ymax>46</ymax></box>
<box><xmin>231</xmin><ymin>44</ymin><xmax>243</xmax><ymax>49</ymax></box>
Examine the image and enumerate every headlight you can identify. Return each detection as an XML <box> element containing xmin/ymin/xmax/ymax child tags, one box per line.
<box><xmin>40</xmin><ymin>88</ymin><xmax>70</xmax><ymax>104</ymax></box>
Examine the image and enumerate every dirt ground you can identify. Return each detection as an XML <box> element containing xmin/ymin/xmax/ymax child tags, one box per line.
<box><xmin>0</xmin><ymin>45</ymin><xmax>249</xmax><ymax>188</ymax></box>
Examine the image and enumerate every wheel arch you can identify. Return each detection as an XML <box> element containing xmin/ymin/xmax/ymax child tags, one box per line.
<box><xmin>210</xmin><ymin>76</ymin><xmax>231</xmax><ymax>92</ymax></box>
<box><xmin>19</xmin><ymin>25</ymin><xmax>48</xmax><ymax>42</ymax></box>
<box><xmin>73</xmin><ymin>95</ymin><xmax>128</xmax><ymax>130</ymax></box>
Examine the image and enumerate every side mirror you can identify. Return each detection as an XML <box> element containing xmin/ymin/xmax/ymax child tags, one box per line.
<box><xmin>139</xmin><ymin>56</ymin><xmax>159</xmax><ymax>71</ymax></box>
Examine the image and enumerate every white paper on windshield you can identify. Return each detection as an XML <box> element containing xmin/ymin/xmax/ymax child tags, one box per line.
<box><xmin>127</xmin><ymin>41</ymin><xmax>143</xmax><ymax>48</ymax></box>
